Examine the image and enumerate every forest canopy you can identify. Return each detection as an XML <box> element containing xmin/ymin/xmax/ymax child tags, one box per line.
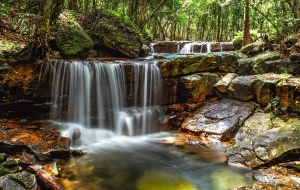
<box><xmin>0</xmin><ymin>0</ymin><xmax>299</xmax><ymax>42</ymax></box>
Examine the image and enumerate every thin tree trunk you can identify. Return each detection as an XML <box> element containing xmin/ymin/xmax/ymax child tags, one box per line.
<box><xmin>242</xmin><ymin>0</ymin><xmax>251</xmax><ymax>46</ymax></box>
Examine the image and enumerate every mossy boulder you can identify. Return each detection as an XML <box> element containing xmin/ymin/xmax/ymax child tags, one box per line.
<box><xmin>159</xmin><ymin>54</ymin><xmax>218</xmax><ymax>77</ymax></box>
<box><xmin>254</xmin><ymin>73</ymin><xmax>292</xmax><ymax>105</ymax></box>
<box><xmin>226</xmin><ymin>118</ymin><xmax>300</xmax><ymax>168</ymax></box>
<box><xmin>253</xmin><ymin>52</ymin><xmax>282</xmax><ymax>74</ymax></box>
<box><xmin>82</xmin><ymin>10</ymin><xmax>149</xmax><ymax>58</ymax></box>
<box><xmin>55</xmin><ymin>11</ymin><xmax>94</xmax><ymax>57</ymax></box>
<box><xmin>241</xmin><ymin>41</ymin><xmax>267</xmax><ymax>54</ymax></box>
<box><xmin>177</xmin><ymin>73</ymin><xmax>218</xmax><ymax>103</ymax></box>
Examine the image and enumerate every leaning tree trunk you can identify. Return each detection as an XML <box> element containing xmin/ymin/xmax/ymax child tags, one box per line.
<box><xmin>242</xmin><ymin>0</ymin><xmax>251</xmax><ymax>46</ymax></box>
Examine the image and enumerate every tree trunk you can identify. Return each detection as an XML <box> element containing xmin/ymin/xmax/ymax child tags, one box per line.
<box><xmin>242</xmin><ymin>0</ymin><xmax>252</xmax><ymax>46</ymax></box>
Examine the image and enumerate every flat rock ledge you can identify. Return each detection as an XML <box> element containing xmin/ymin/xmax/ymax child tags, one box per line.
<box><xmin>0</xmin><ymin>121</ymin><xmax>71</xmax><ymax>162</ymax></box>
<box><xmin>180</xmin><ymin>98</ymin><xmax>255</xmax><ymax>141</ymax></box>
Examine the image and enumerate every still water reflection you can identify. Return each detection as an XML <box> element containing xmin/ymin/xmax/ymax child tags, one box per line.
<box><xmin>58</xmin><ymin>131</ymin><xmax>255</xmax><ymax>190</ymax></box>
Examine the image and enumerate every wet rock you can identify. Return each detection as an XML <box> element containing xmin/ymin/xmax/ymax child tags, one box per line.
<box><xmin>162</xmin><ymin>113</ymin><xmax>190</xmax><ymax>130</ymax></box>
<box><xmin>82</xmin><ymin>10</ymin><xmax>149</xmax><ymax>58</ymax></box>
<box><xmin>18</xmin><ymin>152</ymin><xmax>36</xmax><ymax>166</ymax></box>
<box><xmin>177</xmin><ymin>73</ymin><xmax>218</xmax><ymax>103</ymax></box>
<box><xmin>253</xmin><ymin>52</ymin><xmax>282</xmax><ymax>74</ymax></box>
<box><xmin>241</xmin><ymin>42</ymin><xmax>267</xmax><ymax>55</ymax></box>
<box><xmin>237</xmin><ymin>58</ymin><xmax>255</xmax><ymax>76</ymax></box>
<box><xmin>0</xmin><ymin>122</ymin><xmax>71</xmax><ymax>162</ymax></box>
<box><xmin>159</xmin><ymin>54</ymin><xmax>218</xmax><ymax>77</ymax></box>
<box><xmin>235</xmin><ymin>112</ymin><xmax>273</xmax><ymax>142</ymax></box>
<box><xmin>216</xmin><ymin>52</ymin><xmax>238</xmax><ymax>73</ymax></box>
<box><xmin>231</xmin><ymin>183</ymin><xmax>275</xmax><ymax>190</ymax></box>
<box><xmin>264</xmin><ymin>59</ymin><xmax>300</xmax><ymax>74</ymax></box>
<box><xmin>55</xmin><ymin>11</ymin><xmax>94</xmax><ymax>57</ymax></box>
<box><xmin>276</xmin><ymin>78</ymin><xmax>300</xmax><ymax>110</ymax></box>
<box><xmin>227</xmin><ymin>75</ymin><xmax>256</xmax><ymax>101</ymax></box>
<box><xmin>180</xmin><ymin>99</ymin><xmax>254</xmax><ymax>141</ymax></box>
<box><xmin>151</xmin><ymin>41</ymin><xmax>189</xmax><ymax>53</ymax></box>
<box><xmin>0</xmin><ymin>159</ymin><xmax>20</xmax><ymax>177</ymax></box>
<box><xmin>0</xmin><ymin>154</ymin><xmax>7</xmax><ymax>163</ymax></box>
<box><xmin>290</xmin><ymin>52</ymin><xmax>300</xmax><ymax>64</ymax></box>
<box><xmin>214</xmin><ymin>73</ymin><xmax>238</xmax><ymax>97</ymax></box>
<box><xmin>226</xmin><ymin>118</ymin><xmax>300</xmax><ymax>168</ymax></box>
<box><xmin>254</xmin><ymin>73</ymin><xmax>291</xmax><ymax>105</ymax></box>
<box><xmin>0</xmin><ymin>171</ymin><xmax>37</xmax><ymax>190</ymax></box>
<box><xmin>253</xmin><ymin>166</ymin><xmax>300</xmax><ymax>189</ymax></box>
<box><xmin>163</xmin><ymin>78</ymin><xmax>178</xmax><ymax>105</ymax></box>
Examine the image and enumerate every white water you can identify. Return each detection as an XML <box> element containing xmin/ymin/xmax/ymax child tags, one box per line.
<box><xmin>179</xmin><ymin>42</ymin><xmax>211</xmax><ymax>54</ymax></box>
<box><xmin>50</xmin><ymin>60</ymin><xmax>163</xmax><ymax>140</ymax></box>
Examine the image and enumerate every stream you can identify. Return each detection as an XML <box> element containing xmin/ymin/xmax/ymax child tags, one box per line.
<box><xmin>56</xmin><ymin>125</ymin><xmax>255</xmax><ymax>190</ymax></box>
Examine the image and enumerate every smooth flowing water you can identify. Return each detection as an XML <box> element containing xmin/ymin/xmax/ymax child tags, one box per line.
<box><xmin>50</xmin><ymin>60</ymin><xmax>255</xmax><ymax>190</ymax></box>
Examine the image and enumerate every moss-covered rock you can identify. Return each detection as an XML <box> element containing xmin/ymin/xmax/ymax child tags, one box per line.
<box><xmin>241</xmin><ymin>41</ymin><xmax>267</xmax><ymax>55</ymax></box>
<box><xmin>55</xmin><ymin>11</ymin><xmax>94</xmax><ymax>57</ymax></box>
<box><xmin>253</xmin><ymin>52</ymin><xmax>282</xmax><ymax>74</ymax></box>
<box><xmin>159</xmin><ymin>54</ymin><xmax>218</xmax><ymax>77</ymax></box>
<box><xmin>82</xmin><ymin>10</ymin><xmax>149</xmax><ymax>58</ymax></box>
<box><xmin>226</xmin><ymin>118</ymin><xmax>300</xmax><ymax>168</ymax></box>
<box><xmin>254</xmin><ymin>73</ymin><xmax>292</xmax><ymax>105</ymax></box>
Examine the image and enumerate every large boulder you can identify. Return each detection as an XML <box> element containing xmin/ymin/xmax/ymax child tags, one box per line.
<box><xmin>55</xmin><ymin>11</ymin><xmax>94</xmax><ymax>57</ymax></box>
<box><xmin>82</xmin><ymin>10</ymin><xmax>149</xmax><ymax>58</ymax></box>
<box><xmin>0</xmin><ymin>171</ymin><xmax>37</xmax><ymax>190</ymax></box>
<box><xmin>226</xmin><ymin>118</ymin><xmax>300</xmax><ymax>168</ymax></box>
<box><xmin>177</xmin><ymin>73</ymin><xmax>218</xmax><ymax>103</ymax></box>
<box><xmin>253</xmin><ymin>52</ymin><xmax>282</xmax><ymax>74</ymax></box>
<box><xmin>241</xmin><ymin>41</ymin><xmax>267</xmax><ymax>55</ymax></box>
<box><xmin>159</xmin><ymin>54</ymin><xmax>218</xmax><ymax>77</ymax></box>
<box><xmin>254</xmin><ymin>73</ymin><xmax>291</xmax><ymax>105</ymax></box>
<box><xmin>235</xmin><ymin>112</ymin><xmax>273</xmax><ymax>142</ymax></box>
<box><xmin>276</xmin><ymin>78</ymin><xmax>300</xmax><ymax>110</ymax></box>
<box><xmin>227</xmin><ymin>75</ymin><xmax>256</xmax><ymax>101</ymax></box>
<box><xmin>180</xmin><ymin>99</ymin><xmax>255</xmax><ymax>141</ymax></box>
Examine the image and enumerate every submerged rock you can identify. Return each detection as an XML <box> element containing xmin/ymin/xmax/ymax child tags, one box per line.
<box><xmin>180</xmin><ymin>99</ymin><xmax>254</xmax><ymax>141</ymax></box>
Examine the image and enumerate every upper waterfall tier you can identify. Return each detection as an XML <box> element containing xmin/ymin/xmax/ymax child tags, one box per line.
<box><xmin>151</xmin><ymin>41</ymin><xmax>235</xmax><ymax>54</ymax></box>
<box><xmin>50</xmin><ymin>60</ymin><xmax>163</xmax><ymax>136</ymax></box>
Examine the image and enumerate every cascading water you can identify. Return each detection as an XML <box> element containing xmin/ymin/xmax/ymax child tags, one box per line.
<box><xmin>50</xmin><ymin>60</ymin><xmax>163</xmax><ymax>141</ymax></box>
<box><xmin>180</xmin><ymin>42</ymin><xmax>212</xmax><ymax>54</ymax></box>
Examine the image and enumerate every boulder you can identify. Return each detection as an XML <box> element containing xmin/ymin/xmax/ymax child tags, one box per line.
<box><xmin>180</xmin><ymin>99</ymin><xmax>255</xmax><ymax>141</ymax></box>
<box><xmin>159</xmin><ymin>54</ymin><xmax>218</xmax><ymax>77</ymax></box>
<box><xmin>82</xmin><ymin>10</ymin><xmax>149</xmax><ymax>58</ymax></box>
<box><xmin>177</xmin><ymin>73</ymin><xmax>218</xmax><ymax>103</ymax></box>
<box><xmin>241</xmin><ymin>41</ymin><xmax>267</xmax><ymax>54</ymax></box>
<box><xmin>227</xmin><ymin>75</ymin><xmax>256</xmax><ymax>101</ymax></box>
<box><xmin>215</xmin><ymin>52</ymin><xmax>238</xmax><ymax>73</ymax></box>
<box><xmin>0</xmin><ymin>159</ymin><xmax>20</xmax><ymax>177</ymax></box>
<box><xmin>237</xmin><ymin>58</ymin><xmax>255</xmax><ymax>76</ymax></box>
<box><xmin>55</xmin><ymin>11</ymin><xmax>94</xmax><ymax>57</ymax></box>
<box><xmin>254</xmin><ymin>73</ymin><xmax>292</xmax><ymax>105</ymax></box>
<box><xmin>0</xmin><ymin>122</ymin><xmax>71</xmax><ymax>162</ymax></box>
<box><xmin>226</xmin><ymin>118</ymin><xmax>300</xmax><ymax>168</ymax></box>
<box><xmin>253</xmin><ymin>52</ymin><xmax>282</xmax><ymax>74</ymax></box>
<box><xmin>0</xmin><ymin>171</ymin><xmax>37</xmax><ymax>190</ymax></box>
<box><xmin>214</xmin><ymin>73</ymin><xmax>238</xmax><ymax>97</ymax></box>
<box><xmin>253</xmin><ymin>166</ymin><xmax>300</xmax><ymax>189</ymax></box>
<box><xmin>235</xmin><ymin>112</ymin><xmax>273</xmax><ymax>142</ymax></box>
<box><xmin>263</xmin><ymin>59</ymin><xmax>300</xmax><ymax>74</ymax></box>
<box><xmin>276</xmin><ymin>78</ymin><xmax>300</xmax><ymax>109</ymax></box>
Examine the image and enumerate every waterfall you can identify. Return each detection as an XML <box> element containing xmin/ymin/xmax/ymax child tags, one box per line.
<box><xmin>51</xmin><ymin>60</ymin><xmax>163</xmax><ymax>138</ymax></box>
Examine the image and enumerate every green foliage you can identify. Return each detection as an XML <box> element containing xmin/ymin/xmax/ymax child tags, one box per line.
<box><xmin>0</xmin><ymin>3</ymin><xmax>9</xmax><ymax>15</ymax></box>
